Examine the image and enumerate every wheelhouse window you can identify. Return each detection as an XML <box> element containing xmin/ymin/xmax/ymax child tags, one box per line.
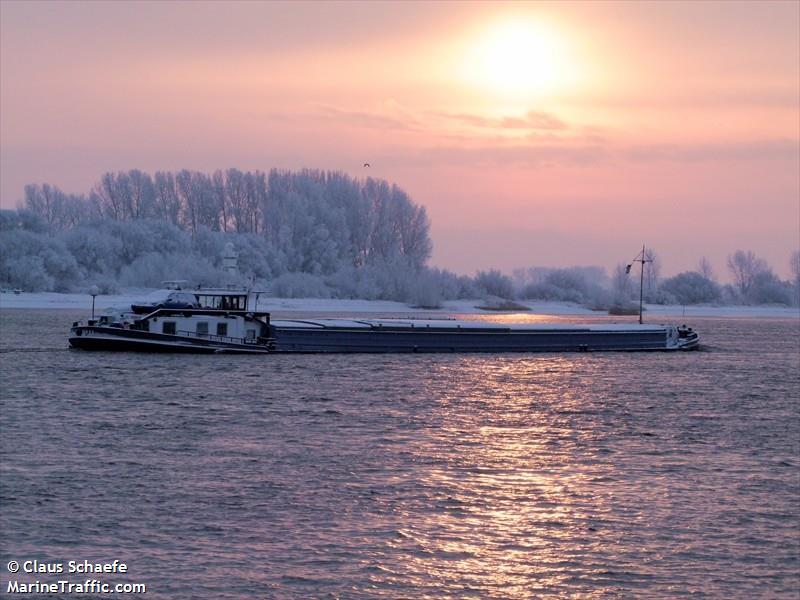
<box><xmin>216</xmin><ymin>323</ymin><xmax>228</xmax><ymax>337</ymax></box>
<box><xmin>196</xmin><ymin>322</ymin><xmax>209</xmax><ymax>336</ymax></box>
<box><xmin>196</xmin><ymin>294</ymin><xmax>247</xmax><ymax>310</ymax></box>
<box><xmin>163</xmin><ymin>321</ymin><xmax>176</xmax><ymax>335</ymax></box>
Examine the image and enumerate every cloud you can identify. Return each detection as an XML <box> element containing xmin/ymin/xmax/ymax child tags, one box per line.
<box><xmin>382</xmin><ymin>143</ymin><xmax>607</xmax><ymax>168</ymax></box>
<box><xmin>314</xmin><ymin>101</ymin><xmax>421</xmax><ymax>131</ymax></box>
<box><xmin>379</xmin><ymin>138</ymin><xmax>799</xmax><ymax>169</ymax></box>
<box><xmin>437</xmin><ymin>110</ymin><xmax>567</xmax><ymax>131</ymax></box>
<box><xmin>313</xmin><ymin>102</ymin><xmax>569</xmax><ymax>138</ymax></box>
<box><xmin>623</xmin><ymin>139</ymin><xmax>800</xmax><ymax>162</ymax></box>
<box><xmin>310</xmin><ymin>101</ymin><xmax>798</xmax><ymax>169</ymax></box>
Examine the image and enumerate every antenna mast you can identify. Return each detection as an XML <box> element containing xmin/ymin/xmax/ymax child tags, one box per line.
<box><xmin>626</xmin><ymin>245</ymin><xmax>652</xmax><ymax>324</ymax></box>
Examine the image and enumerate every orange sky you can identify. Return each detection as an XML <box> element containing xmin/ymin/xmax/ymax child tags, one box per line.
<box><xmin>1</xmin><ymin>0</ymin><xmax>798</xmax><ymax>277</ymax></box>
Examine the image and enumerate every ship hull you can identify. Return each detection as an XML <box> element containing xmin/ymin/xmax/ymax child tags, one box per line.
<box><xmin>269</xmin><ymin>320</ymin><xmax>700</xmax><ymax>353</ymax></box>
<box><xmin>69</xmin><ymin>326</ymin><xmax>271</xmax><ymax>354</ymax></box>
<box><xmin>69</xmin><ymin>319</ymin><xmax>700</xmax><ymax>354</ymax></box>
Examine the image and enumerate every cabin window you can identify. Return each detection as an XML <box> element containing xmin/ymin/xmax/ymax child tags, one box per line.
<box><xmin>138</xmin><ymin>320</ymin><xmax>150</xmax><ymax>332</ymax></box>
<box><xmin>221</xmin><ymin>296</ymin><xmax>244</xmax><ymax>310</ymax></box>
<box><xmin>198</xmin><ymin>295</ymin><xmax>222</xmax><ymax>309</ymax></box>
<box><xmin>196</xmin><ymin>322</ymin><xmax>209</xmax><ymax>336</ymax></box>
<box><xmin>216</xmin><ymin>322</ymin><xmax>228</xmax><ymax>337</ymax></box>
<box><xmin>163</xmin><ymin>321</ymin><xmax>176</xmax><ymax>335</ymax></box>
<box><xmin>246</xmin><ymin>329</ymin><xmax>256</xmax><ymax>340</ymax></box>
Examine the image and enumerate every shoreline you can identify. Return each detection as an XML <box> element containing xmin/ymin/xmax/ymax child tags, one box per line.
<box><xmin>0</xmin><ymin>290</ymin><xmax>797</xmax><ymax>319</ymax></box>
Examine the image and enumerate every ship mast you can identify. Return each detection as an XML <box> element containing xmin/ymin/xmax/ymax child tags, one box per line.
<box><xmin>626</xmin><ymin>245</ymin><xmax>652</xmax><ymax>324</ymax></box>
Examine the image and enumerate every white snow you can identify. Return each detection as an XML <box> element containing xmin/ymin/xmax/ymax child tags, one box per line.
<box><xmin>1</xmin><ymin>290</ymin><xmax>797</xmax><ymax>318</ymax></box>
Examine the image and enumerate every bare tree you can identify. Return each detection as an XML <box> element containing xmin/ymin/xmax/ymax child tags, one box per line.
<box><xmin>176</xmin><ymin>170</ymin><xmax>197</xmax><ymax>235</ymax></box>
<box><xmin>612</xmin><ymin>263</ymin><xmax>633</xmax><ymax>304</ymax></box>
<box><xmin>225</xmin><ymin>168</ymin><xmax>248</xmax><ymax>233</ymax></box>
<box><xmin>211</xmin><ymin>170</ymin><xmax>228</xmax><ymax>233</ymax></box>
<box><xmin>24</xmin><ymin>184</ymin><xmax>61</xmax><ymax>232</ymax></box>
<box><xmin>154</xmin><ymin>172</ymin><xmax>182</xmax><ymax>225</ymax></box>
<box><xmin>697</xmin><ymin>256</ymin><xmax>715</xmax><ymax>281</ymax></box>
<box><xmin>127</xmin><ymin>170</ymin><xmax>155</xmax><ymax>220</ymax></box>
<box><xmin>244</xmin><ymin>171</ymin><xmax>266</xmax><ymax>234</ymax></box>
<box><xmin>727</xmin><ymin>250</ymin><xmax>768</xmax><ymax>299</ymax></box>
<box><xmin>643</xmin><ymin>247</ymin><xmax>660</xmax><ymax>299</ymax></box>
<box><xmin>789</xmin><ymin>250</ymin><xmax>800</xmax><ymax>302</ymax></box>
<box><xmin>92</xmin><ymin>172</ymin><xmax>127</xmax><ymax>221</ymax></box>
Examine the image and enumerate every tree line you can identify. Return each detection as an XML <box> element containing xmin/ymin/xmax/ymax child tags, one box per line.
<box><xmin>508</xmin><ymin>248</ymin><xmax>799</xmax><ymax>308</ymax></box>
<box><xmin>2</xmin><ymin>168</ymin><xmax>798</xmax><ymax>308</ymax></box>
<box><xmin>18</xmin><ymin>168</ymin><xmax>432</xmax><ymax>273</ymax></box>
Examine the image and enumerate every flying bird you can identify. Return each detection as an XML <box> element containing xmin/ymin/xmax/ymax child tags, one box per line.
<box><xmin>363</xmin><ymin>163</ymin><xmax>370</xmax><ymax>168</ymax></box>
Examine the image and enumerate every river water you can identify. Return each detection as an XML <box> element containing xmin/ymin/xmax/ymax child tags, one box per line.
<box><xmin>1</xmin><ymin>309</ymin><xmax>798</xmax><ymax>598</ymax></box>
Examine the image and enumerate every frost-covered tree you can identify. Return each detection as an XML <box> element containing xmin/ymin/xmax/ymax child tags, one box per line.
<box><xmin>727</xmin><ymin>250</ymin><xmax>769</xmax><ymax>300</ymax></box>
<box><xmin>747</xmin><ymin>270</ymin><xmax>794</xmax><ymax>305</ymax></box>
<box><xmin>153</xmin><ymin>172</ymin><xmax>182</xmax><ymax>225</ymax></box>
<box><xmin>92</xmin><ymin>172</ymin><xmax>129</xmax><ymax>221</ymax></box>
<box><xmin>697</xmin><ymin>256</ymin><xmax>715</xmax><ymax>281</ymax></box>
<box><xmin>7</xmin><ymin>167</ymin><xmax>434</xmax><ymax>295</ymax></box>
<box><xmin>22</xmin><ymin>184</ymin><xmax>92</xmax><ymax>232</ymax></box>
<box><xmin>611</xmin><ymin>263</ymin><xmax>634</xmax><ymax>305</ymax></box>
<box><xmin>224</xmin><ymin>168</ymin><xmax>249</xmax><ymax>233</ymax></box>
<box><xmin>643</xmin><ymin>248</ymin><xmax>661</xmax><ymax>302</ymax></box>
<box><xmin>1</xmin><ymin>208</ymin><xmax>49</xmax><ymax>234</ymax></box>
<box><xmin>789</xmin><ymin>250</ymin><xmax>800</xmax><ymax>306</ymax></box>
<box><xmin>270</xmin><ymin>272</ymin><xmax>332</xmax><ymax>298</ymax></box>
<box><xmin>23</xmin><ymin>184</ymin><xmax>61</xmax><ymax>231</ymax></box>
<box><xmin>519</xmin><ymin>266</ymin><xmax>610</xmax><ymax>305</ymax></box>
<box><xmin>474</xmin><ymin>269</ymin><xmax>514</xmax><ymax>299</ymax></box>
<box><xmin>0</xmin><ymin>229</ymin><xmax>80</xmax><ymax>291</ymax></box>
<box><xmin>660</xmin><ymin>272</ymin><xmax>721</xmax><ymax>305</ymax></box>
<box><xmin>211</xmin><ymin>170</ymin><xmax>228</xmax><ymax>233</ymax></box>
<box><xmin>126</xmin><ymin>170</ymin><xmax>156</xmax><ymax>220</ymax></box>
<box><xmin>118</xmin><ymin>252</ymin><xmax>224</xmax><ymax>288</ymax></box>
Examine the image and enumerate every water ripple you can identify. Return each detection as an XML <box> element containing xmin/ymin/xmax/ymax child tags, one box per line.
<box><xmin>0</xmin><ymin>310</ymin><xmax>798</xmax><ymax>598</ymax></box>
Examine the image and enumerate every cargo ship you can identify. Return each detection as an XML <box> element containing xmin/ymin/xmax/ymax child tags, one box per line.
<box><xmin>69</xmin><ymin>288</ymin><xmax>700</xmax><ymax>353</ymax></box>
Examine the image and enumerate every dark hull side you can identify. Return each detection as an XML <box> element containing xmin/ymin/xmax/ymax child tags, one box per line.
<box><xmin>69</xmin><ymin>326</ymin><xmax>271</xmax><ymax>354</ymax></box>
<box><xmin>270</xmin><ymin>327</ymin><xmax>682</xmax><ymax>353</ymax></box>
<box><xmin>69</xmin><ymin>324</ymin><xmax>698</xmax><ymax>354</ymax></box>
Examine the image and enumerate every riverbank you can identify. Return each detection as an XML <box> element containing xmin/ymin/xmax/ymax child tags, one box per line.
<box><xmin>0</xmin><ymin>290</ymin><xmax>797</xmax><ymax>318</ymax></box>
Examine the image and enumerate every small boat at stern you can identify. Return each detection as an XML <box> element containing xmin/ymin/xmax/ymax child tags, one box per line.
<box><xmin>69</xmin><ymin>289</ymin><xmax>273</xmax><ymax>354</ymax></box>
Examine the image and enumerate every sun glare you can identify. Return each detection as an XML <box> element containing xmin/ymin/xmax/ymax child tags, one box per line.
<box><xmin>463</xmin><ymin>19</ymin><xmax>572</xmax><ymax>99</ymax></box>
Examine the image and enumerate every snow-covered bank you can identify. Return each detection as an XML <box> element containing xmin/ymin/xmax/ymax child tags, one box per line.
<box><xmin>0</xmin><ymin>291</ymin><xmax>595</xmax><ymax>315</ymax></box>
<box><xmin>639</xmin><ymin>304</ymin><xmax>799</xmax><ymax>318</ymax></box>
<box><xmin>0</xmin><ymin>290</ymin><xmax>797</xmax><ymax>318</ymax></box>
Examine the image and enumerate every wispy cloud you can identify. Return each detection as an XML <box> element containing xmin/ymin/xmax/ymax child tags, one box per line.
<box><xmin>622</xmin><ymin>139</ymin><xmax>799</xmax><ymax>162</ymax></box>
<box><xmin>312</xmin><ymin>102</ymin><xmax>570</xmax><ymax>138</ymax></box>
<box><xmin>314</xmin><ymin>101</ymin><xmax>422</xmax><ymax>131</ymax></box>
<box><xmin>311</xmin><ymin>101</ymin><xmax>798</xmax><ymax>169</ymax></box>
<box><xmin>379</xmin><ymin>138</ymin><xmax>799</xmax><ymax>169</ymax></box>
<box><xmin>382</xmin><ymin>143</ymin><xmax>606</xmax><ymax>168</ymax></box>
<box><xmin>435</xmin><ymin>110</ymin><xmax>567</xmax><ymax>131</ymax></box>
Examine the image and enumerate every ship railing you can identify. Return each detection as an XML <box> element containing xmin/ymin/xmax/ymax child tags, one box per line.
<box><xmin>175</xmin><ymin>329</ymin><xmax>263</xmax><ymax>345</ymax></box>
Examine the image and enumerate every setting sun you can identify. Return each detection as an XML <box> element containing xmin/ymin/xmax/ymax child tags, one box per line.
<box><xmin>463</xmin><ymin>19</ymin><xmax>572</xmax><ymax>98</ymax></box>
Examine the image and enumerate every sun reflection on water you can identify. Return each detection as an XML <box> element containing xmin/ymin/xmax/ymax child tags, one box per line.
<box><xmin>366</xmin><ymin>356</ymin><xmax>627</xmax><ymax>597</ymax></box>
<box><xmin>455</xmin><ymin>312</ymin><xmax>571</xmax><ymax>325</ymax></box>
